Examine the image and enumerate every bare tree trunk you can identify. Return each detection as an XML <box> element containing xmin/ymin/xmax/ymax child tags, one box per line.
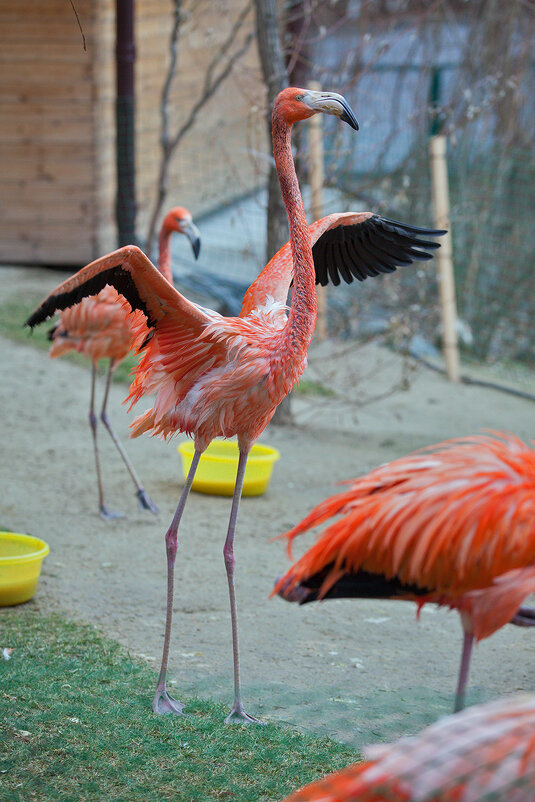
<box><xmin>254</xmin><ymin>0</ymin><xmax>293</xmax><ymax>424</ymax></box>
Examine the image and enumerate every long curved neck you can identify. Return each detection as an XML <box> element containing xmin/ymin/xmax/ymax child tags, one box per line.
<box><xmin>272</xmin><ymin>112</ymin><xmax>317</xmax><ymax>352</ymax></box>
<box><xmin>157</xmin><ymin>227</ymin><xmax>174</xmax><ymax>283</ymax></box>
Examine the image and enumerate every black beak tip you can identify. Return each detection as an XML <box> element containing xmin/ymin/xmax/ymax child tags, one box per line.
<box><xmin>341</xmin><ymin>109</ymin><xmax>359</xmax><ymax>131</ymax></box>
<box><xmin>192</xmin><ymin>238</ymin><xmax>201</xmax><ymax>260</ymax></box>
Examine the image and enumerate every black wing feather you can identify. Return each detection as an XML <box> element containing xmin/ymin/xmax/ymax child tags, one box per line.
<box><xmin>313</xmin><ymin>239</ymin><xmax>329</xmax><ymax>287</ymax></box>
<box><xmin>344</xmin><ymin>239</ymin><xmax>368</xmax><ymax>282</ymax></box>
<box><xmin>294</xmin><ymin>566</ymin><xmax>431</xmax><ymax>604</ymax></box>
<box><xmin>25</xmin><ymin>264</ymin><xmax>157</xmax><ymax>330</ymax></box>
<box><xmin>326</xmin><ymin>242</ymin><xmax>341</xmax><ymax>287</ymax></box>
<box><xmin>333</xmin><ymin>243</ymin><xmax>354</xmax><ymax>285</ymax></box>
<box><xmin>312</xmin><ymin>214</ymin><xmax>446</xmax><ymax>287</ymax></box>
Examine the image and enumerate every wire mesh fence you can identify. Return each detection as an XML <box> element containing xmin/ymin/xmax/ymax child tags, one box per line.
<box><xmin>142</xmin><ymin>2</ymin><xmax>535</xmax><ymax>401</ymax></box>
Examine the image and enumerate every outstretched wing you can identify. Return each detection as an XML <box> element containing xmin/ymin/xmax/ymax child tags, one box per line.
<box><xmin>312</xmin><ymin>213</ymin><xmax>446</xmax><ymax>287</ymax></box>
<box><xmin>239</xmin><ymin>212</ymin><xmax>445</xmax><ymax>316</ymax></box>
<box><xmin>25</xmin><ymin>245</ymin><xmax>211</xmax><ymax>336</ymax></box>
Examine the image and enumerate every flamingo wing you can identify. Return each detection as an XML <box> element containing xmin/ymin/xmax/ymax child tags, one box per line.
<box><xmin>312</xmin><ymin>213</ymin><xmax>446</xmax><ymax>287</ymax></box>
<box><xmin>240</xmin><ymin>213</ymin><xmax>445</xmax><ymax>316</ymax></box>
<box><xmin>274</xmin><ymin>434</ymin><xmax>535</xmax><ymax>607</ymax></box>
<box><xmin>25</xmin><ymin>245</ymin><xmax>211</xmax><ymax>335</ymax></box>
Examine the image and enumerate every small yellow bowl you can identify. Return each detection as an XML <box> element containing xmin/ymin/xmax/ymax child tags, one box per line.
<box><xmin>178</xmin><ymin>440</ymin><xmax>280</xmax><ymax>497</ymax></box>
<box><xmin>0</xmin><ymin>532</ymin><xmax>50</xmax><ymax>606</ymax></box>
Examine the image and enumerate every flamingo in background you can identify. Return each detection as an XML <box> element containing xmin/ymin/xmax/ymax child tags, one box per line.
<box><xmin>281</xmin><ymin>694</ymin><xmax>535</xmax><ymax>801</ymax></box>
<box><xmin>275</xmin><ymin>433</ymin><xmax>535</xmax><ymax>712</ymax></box>
<box><xmin>26</xmin><ymin>87</ymin><xmax>442</xmax><ymax>724</ymax></box>
<box><xmin>47</xmin><ymin>207</ymin><xmax>200</xmax><ymax>519</ymax></box>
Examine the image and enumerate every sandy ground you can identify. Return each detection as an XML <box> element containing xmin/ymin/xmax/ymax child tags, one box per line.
<box><xmin>1</xmin><ymin>265</ymin><xmax>535</xmax><ymax>750</ymax></box>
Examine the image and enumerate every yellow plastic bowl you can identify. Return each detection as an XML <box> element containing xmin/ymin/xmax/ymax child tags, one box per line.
<box><xmin>178</xmin><ymin>440</ymin><xmax>280</xmax><ymax>497</ymax></box>
<box><xmin>0</xmin><ymin>532</ymin><xmax>50</xmax><ymax>606</ymax></box>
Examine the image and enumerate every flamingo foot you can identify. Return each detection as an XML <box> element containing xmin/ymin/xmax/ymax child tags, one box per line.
<box><xmin>152</xmin><ymin>688</ymin><xmax>187</xmax><ymax>716</ymax></box>
<box><xmin>224</xmin><ymin>706</ymin><xmax>266</xmax><ymax>726</ymax></box>
<box><xmin>99</xmin><ymin>505</ymin><xmax>124</xmax><ymax>521</ymax></box>
<box><xmin>137</xmin><ymin>489</ymin><xmax>159</xmax><ymax>515</ymax></box>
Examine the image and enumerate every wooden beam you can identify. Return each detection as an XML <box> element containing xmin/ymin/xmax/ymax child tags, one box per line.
<box><xmin>429</xmin><ymin>134</ymin><xmax>460</xmax><ymax>383</ymax></box>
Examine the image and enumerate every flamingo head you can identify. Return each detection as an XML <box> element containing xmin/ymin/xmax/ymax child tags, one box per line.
<box><xmin>273</xmin><ymin>87</ymin><xmax>359</xmax><ymax>130</ymax></box>
<box><xmin>162</xmin><ymin>206</ymin><xmax>201</xmax><ymax>259</ymax></box>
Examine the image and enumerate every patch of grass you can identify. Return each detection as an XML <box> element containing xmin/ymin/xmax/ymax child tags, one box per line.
<box><xmin>0</xmin><ymin>609</ymin><xmax>358</xmax><ymax>801</ymax></box>
<box><xmin>0</xmin><ymin>296</ymin><xmax>51</xmax><ymax>350</ymax></box>
<box><xmin>295</xmin><ymin>380</ymin><xmax>336</xmax><ymax>398</ymax></box>
<box><xmin>0</xmin><ymin>296</ymin><xmax>139</xmax><ymax>384</ymax></box>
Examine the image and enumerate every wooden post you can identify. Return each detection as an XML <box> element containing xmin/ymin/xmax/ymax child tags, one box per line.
<box><xmin>429</xmin><ymin>134</ymin><xmax>460</xmax><ymax>382</ymax></box>
<box><xmin>308</xmin><ymin>81</ymin><xmax>327</xmax><ymax>341</ymax></box>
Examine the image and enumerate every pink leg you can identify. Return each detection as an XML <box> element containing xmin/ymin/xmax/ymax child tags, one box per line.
<box><xmin>454</xmin><ymin>629</ymin><xmax>474</xmax><ymax>713</ymax></box>
<box><xmin>88</xmin><ymin>362</ymin><xmax>122</xmax><ymax>521</ymax></box>
<box><xmin>100</xmin><ymin>360</ymin><xmax>158</xmax><ymax>515</ymax></box>
<box><xmin>153</xmin><ymin>449</ymin><xmax>201</xmax><ymax>716</ymax></box>
<box><xmin>224</xmin><ymin>451</ymin><xmax>264</xmax><ymax>725</ymax></box>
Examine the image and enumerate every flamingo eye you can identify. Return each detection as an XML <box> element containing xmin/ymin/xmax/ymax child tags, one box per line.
<box><xmin>295</xmin><ymin>94</ymin><xmax>304</xmax><ymax>102</ymax></box>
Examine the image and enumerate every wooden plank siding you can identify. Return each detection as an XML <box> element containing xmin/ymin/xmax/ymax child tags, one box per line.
<box><xmin>0</xmin><ymin>0</ymin><xmax>264</xmax><ymax>266</ymax></box>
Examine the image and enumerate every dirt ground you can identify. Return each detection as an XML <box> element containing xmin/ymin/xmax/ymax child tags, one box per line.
<box><xmin>1</xmin><ymin>265</ymin><xmax>535</xmax><ymax>750</ymax></box>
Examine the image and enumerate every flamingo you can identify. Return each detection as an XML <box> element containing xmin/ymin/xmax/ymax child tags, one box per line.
<box><xmin>47</xmin><ymin>207</ymin><xmax>201</xmax><ymax>520</ymax></box>
<box><xmin>280</xmin><ymin>694</ymin><xmax>535</xmax><ymax>801</ymax></box>
<box><xmin>26</xmin><ymin>87</ymin><xmax>443</xmax><ymax>724</ymax></box>
<box><xmin>274</xmin><ymin>433</ymin><xmax>535</xmax><ymax>712</ymax></box>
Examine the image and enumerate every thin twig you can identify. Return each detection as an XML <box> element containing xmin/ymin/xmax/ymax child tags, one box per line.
<box><xmin>68</xmin><ymin>0</ymin><xmax>86</xmax><ymax>51</ymax></box>
<box><xmin>145</xmin><ymin>1</ymin><xmax>254</xmax><ymax>256</ymax></box>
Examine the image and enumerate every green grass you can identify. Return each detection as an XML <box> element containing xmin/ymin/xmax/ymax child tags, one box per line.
<box><xmin>0</xmin><ymin>296</ymin><xmax>139</xmax><ymax>384</ymax></box>
<box><xmin>0</xmin><ymin>609</ymin><xmax>358</xmax><ymax>801</ymax></box>
<box><xmin>294</xmin><ymin>380</ymin><xmax>336</xmax><ymax>398</ymax></box>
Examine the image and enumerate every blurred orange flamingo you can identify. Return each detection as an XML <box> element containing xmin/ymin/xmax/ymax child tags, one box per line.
<box><xmin>26</xmin><ymin>87</ymin><xmax>442</xmax><ymax>723</ymax></box>
<box><xmin>47</xmin><ymin>207</ymin><xmax>200</xmax><ymax>519</ymax></box>
<box><xmin>281</xmin><ymin>694</ymin><xmax>535</xmax><ymax>801</ymax></box>
<box><xmin>275</xmin><ymin>433</ymin><xmax>535</xmax><ymax>712</ymax></box>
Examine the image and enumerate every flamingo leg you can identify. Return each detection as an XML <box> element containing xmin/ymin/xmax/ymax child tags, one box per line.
<box><xmin>153</xmin><ymin>449</ymin><xmax>202</xmax><ymax>716</ymax></box>
<box><xmin>224</xmin><ymin>451</ymin><xmax>264</xmax><ymax>725</ymax></box>
<box><xmin>100</xmin><ymin>359</ymin><xmax>158</xmax><ymax>515</ymax></box>
<box><xmin>88</xmin><ymin>362</ymin><xmax>122</xmax><ymax>520</ymax></box>
<box><xmin>454</xmin><ymin>629</ymin><xmax>474</xmax><ymax>713</ymax></box>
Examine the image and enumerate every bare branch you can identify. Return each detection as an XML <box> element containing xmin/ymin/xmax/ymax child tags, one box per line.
<box><xmin>68</xmin><ymin>0</ymin><xmax>86</xmax><ymax>52</ymax></box>
<box><xmin>168</xmin><ymin>4</ymin><xmax>254</xmax><ymax>154</ymax></box>
<box><xmin>145</xmin><ymin>1</ymin><xmax>254</xmax><ymax>256</ymax></box>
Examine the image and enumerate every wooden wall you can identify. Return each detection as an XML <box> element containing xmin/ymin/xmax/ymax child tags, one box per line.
<box><xmin>0</xmin><ymin>0</ymin><xmax>264</xmax><ymax>266</ymax></box>
<box><xmin>0</xmin><ymin>0</ymin><xmax>114</xmax><ymax>264</ymax></box>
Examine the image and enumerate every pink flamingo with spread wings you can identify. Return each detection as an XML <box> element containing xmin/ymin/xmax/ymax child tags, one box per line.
<box><xmin>26</xmin><ymin>87</ymin><xmax>442</xmax><ymax>724</ymax></box>
<box><xmin>47</xmin><ymin>207</ymin><xmax>200</xmax><ymax>519</ymax></box>
<box><xmin>281</xmin><ymin>694</ymin><xmax>535</xmax><ymax>801</ymax></box>
<box><xmin>275</xmin><ymin>433</ymin><xmax>535</xmax><ymax>712</ymax></box>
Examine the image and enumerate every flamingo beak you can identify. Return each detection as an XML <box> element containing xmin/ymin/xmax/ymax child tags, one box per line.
<box><xmin>274</xmin><ymin>576</ymin><xmax>311</xmax><ymax>604</ymax></box>
<box><xmin>303</xmin><ymin>90</ymin><xmax>359</xmax><ymax>131</ymax></box>
<box><xmin>181</xmin><ymin>219</ymin><xmax>201</xmax><ymax>260</ymax></box>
